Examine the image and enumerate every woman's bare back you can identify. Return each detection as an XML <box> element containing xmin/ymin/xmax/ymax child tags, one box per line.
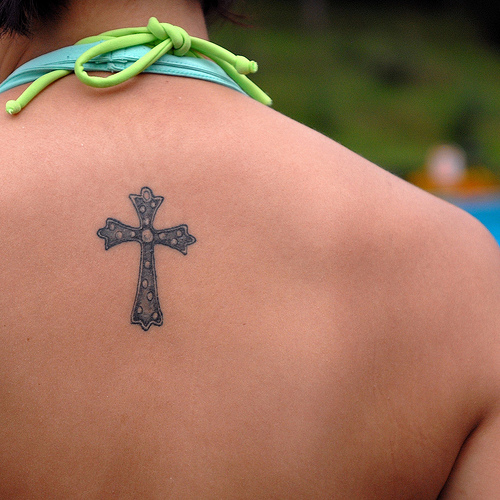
<box><xmin>1</xmin><ymin>69</ymin><xmax>499</xmax><ymax>498</ymax></box>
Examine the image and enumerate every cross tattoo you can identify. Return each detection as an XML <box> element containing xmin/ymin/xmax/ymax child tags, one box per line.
<box><xmin>97</xmin><ymin>187</ymin><xmax>196</xmax><ymax>331</ymax></box>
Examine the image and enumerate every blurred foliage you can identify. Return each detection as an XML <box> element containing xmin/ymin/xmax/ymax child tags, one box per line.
<box><xmin>209</xmin><ymin>0</ymin><xmax>500</xmax><ymax>177</ymax></box>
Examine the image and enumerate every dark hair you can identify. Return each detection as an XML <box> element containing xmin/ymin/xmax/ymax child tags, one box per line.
<box><xmin>202</xmin><ymin>0</ymin><xmax>237</xmax><ymax>21</ymax></box>
<box><xmin>0</xmin><ymin>0</ymin><xmax>237</xmax><ymax>36</ymax></box>
<box><xmin>0</xmin><ymin>0</ymin><xmax>63</xmax><ymax>35</ymax></box>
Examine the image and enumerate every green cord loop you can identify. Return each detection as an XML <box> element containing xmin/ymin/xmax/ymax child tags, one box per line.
<box><xmin>5</xmin><ymin>16</ymin><xmax>272</xmax><ymax>114</ymax></box>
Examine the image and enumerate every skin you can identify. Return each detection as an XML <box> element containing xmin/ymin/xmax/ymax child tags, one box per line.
<box><xmin>0</xmin><ymin>1</ymin><xmax>499</xmax><ymax>497</ymax></box>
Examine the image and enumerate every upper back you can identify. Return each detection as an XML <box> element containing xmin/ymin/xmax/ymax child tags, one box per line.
<box><xmin>1</xmin><ymin>71</ymin><xmax>500</xmax><ymax>498</ymax></box>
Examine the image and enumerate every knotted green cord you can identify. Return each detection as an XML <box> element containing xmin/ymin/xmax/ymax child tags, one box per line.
<box><xmin>5</xmin><ymin>17</ymin><xmax>272</xmax><ymax>114</ymax></box>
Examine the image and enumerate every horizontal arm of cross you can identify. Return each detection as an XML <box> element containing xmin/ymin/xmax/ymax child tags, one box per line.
<box><xmin>97</xmin><ymin>218</ymin><xmax>141</xmax><ymax>250</ymax></box>
<box><xmin>156</xmin><ymin>224</ymin><xmax>196</xmax><ymax>255</ymax></box>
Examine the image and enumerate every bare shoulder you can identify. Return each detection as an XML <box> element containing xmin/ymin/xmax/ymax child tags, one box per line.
<box><xmin>229</xmin><ymin>96</ymin><xmax>500</xmax><ymax>357</ymax></box>
<box><xmin>271</xmin><ymin>101</ymin><xmax>500</xmax><ymax>352</ymax></box>
<box><xmin>245</xmin><ymin>98</ymin><xmax>500</xmax><ymax>479</ymax></box>
<box><xmin>431</xmin><ymin>201</ymin><xmax>500</xmax><ymax>496</ymax></box>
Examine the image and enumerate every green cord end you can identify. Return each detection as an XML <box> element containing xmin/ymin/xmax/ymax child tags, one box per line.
<box><xmin>234</xmin><ymin>55</ymin><xmax>258</xmax><ymax>75</ymax></box>
<box><xmin>6</xmin><ymin>100</ymin><xmax>22</xmax><ymax>115</ymax></box>
<box><xmin>263</xmin><ymin>96</ymin><xmax>273</xmax><ymax>107</ymax></box>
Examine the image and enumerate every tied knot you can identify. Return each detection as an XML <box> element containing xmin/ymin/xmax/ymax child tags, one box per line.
<box><xmin>147</xmin><ymin>17</ymin><xmax>191</xmax><ymax>56</ymax></box>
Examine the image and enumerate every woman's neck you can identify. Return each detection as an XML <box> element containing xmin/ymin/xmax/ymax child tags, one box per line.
<box><xmin>0</xmin><ymin>0</ymin><xmax>208</xmax><ymax>82</ymax></box>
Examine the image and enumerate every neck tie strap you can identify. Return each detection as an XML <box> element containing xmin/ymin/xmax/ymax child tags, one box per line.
<box><xmin>6</xmin><ymin>17</ymin><xmax>272</xmax><ymax>115</ymax></box>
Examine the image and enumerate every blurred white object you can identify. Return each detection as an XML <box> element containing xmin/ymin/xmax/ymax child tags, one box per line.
<box><xmin>426</xmin><ymin>144</ymin><xmax>467</xmax><ymax>187</ymax></box>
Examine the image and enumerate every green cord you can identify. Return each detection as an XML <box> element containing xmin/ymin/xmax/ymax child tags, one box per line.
<box><xmin>5</xmin><ymin>17</ymin><xmax>272</xmax><ymax>114</ymax></box>
<box><xmin>6</xmin><ymin>69</ymin><xmax>71</xmax><ymax>114</ymax></box>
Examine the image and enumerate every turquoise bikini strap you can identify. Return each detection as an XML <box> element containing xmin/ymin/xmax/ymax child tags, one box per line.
<box><xmin>5</xmin><ymin>17</ymin><xmax>272</xmax><ymax>115</ymax></box>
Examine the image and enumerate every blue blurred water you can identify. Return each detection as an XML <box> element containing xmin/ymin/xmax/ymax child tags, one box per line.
<box><xmin>450</xmin><ymin>196</ymin><xmax>500</xmax><ymax>245</ymax></box>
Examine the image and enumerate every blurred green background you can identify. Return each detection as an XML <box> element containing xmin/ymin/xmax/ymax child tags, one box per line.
<box><xmin>209</xmin><ymin>0</ymin><xmax>500</xmax><ymax>179</ymax></box>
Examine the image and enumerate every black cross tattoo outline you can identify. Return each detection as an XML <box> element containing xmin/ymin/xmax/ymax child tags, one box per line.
<box><xmin>97</xmin><ymin>187</ymin><xmax>196</xmax><ymax>331</ymax></box>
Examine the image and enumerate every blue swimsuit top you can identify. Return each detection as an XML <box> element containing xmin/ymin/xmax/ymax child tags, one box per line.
<box><xmin>0</xmin><ymin>42</ymin><xmax>248</xmax><ymax>96</ymax></box>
